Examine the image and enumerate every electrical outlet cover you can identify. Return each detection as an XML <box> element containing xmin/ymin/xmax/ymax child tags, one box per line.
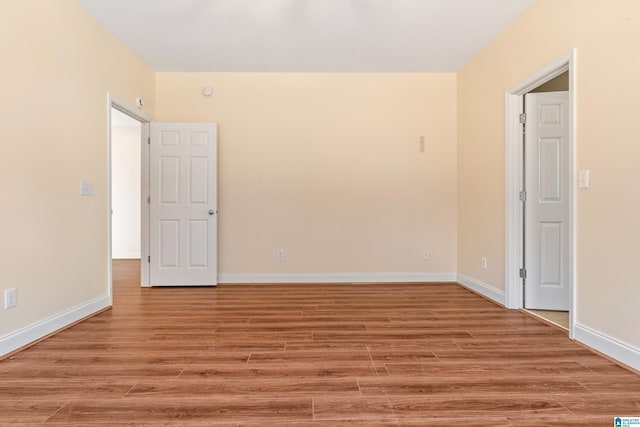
<box><xmin>4</xmin><ymin>288</ymin><xmax>17</xmax><ymax>309</ymax></box>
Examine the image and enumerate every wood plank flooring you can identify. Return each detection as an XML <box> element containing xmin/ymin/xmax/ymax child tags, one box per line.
<box><xmin>1</xmin><ymin>259</ymin><xmax>639</xmax><ymax>425</ymax></box>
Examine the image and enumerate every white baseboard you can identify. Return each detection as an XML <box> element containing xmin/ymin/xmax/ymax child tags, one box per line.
<box><xmin>112</xmin><ymin>252</ymin><xmax>141</xmax><ymax>259</ymax></box>
<box><xmin>218</xmin><ymin>272</ymin><xmax>456</xmax><ymax>284</ymax></box>
<box><xmin>574</xmin><ymin>322</ymin><xmax>640</xmax><ymax>372</ymax></box>
<box><xmin>0</xmin><ymin>295</ymin><xmax>111</xmax><ymax>357</ymax></box>
<box><xmin>456</xmin><ymin>274</ymin><xmax>506</xmax><ymax>306</ymax></box>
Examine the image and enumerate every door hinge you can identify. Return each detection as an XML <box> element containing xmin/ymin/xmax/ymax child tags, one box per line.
<box><xmin>147</xmin><ymin>136</ymin><xmax>150</xmax><ymax>145</ymax></box>
<box><xmin>519</xmin><ymin>113</ymin><xmax>527</xmax><ymax>124</ymax></box>
<box><xmin>519</xmin><ymin>268</ymin><xmax>527</xmax><ymax>279</ymax></box>
<box><xmin>148</xmin><ymin>255</ymin><xmax>151</xmax><ymax>263</ymax></box>
<box><xmin>519</xmin><ymin>190</ymin><xmax>527</xmax><ymax>202</ymax></box>
<box><xmin>147</xmin><ymin>196</ymin><xmax>150</xmax><ymax>204</ymax></box>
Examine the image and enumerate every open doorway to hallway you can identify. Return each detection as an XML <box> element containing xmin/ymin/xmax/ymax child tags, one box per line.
<box><xmin>523</xmin><ymin>71</ymin><xmax>569</xmax><ymax>332</ymax></box>
<box><xmin>505</xmin><ymin>50</ymin><xmax>576</xmax><ymax>338</ymax></box>
<box><xmin>110</xmin><ymin>107</ymin><xmax>142</xmax><ymax>262</ymax></box>
<box><xmin>107</xmin><ymin>95</ymin><xmax>151</xmax><ymax>297</ymax></box>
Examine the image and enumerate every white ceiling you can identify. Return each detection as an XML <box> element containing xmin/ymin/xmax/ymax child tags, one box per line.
<box><xmin>77</xmin><ymin>0</ymin><xmax>533</xmax><ymax>72</ymax></box>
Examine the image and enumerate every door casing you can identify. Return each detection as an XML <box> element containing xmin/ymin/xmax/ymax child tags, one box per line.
<box><xmin>504</xmin><ymin>49</ymin><xmax>577</xmax><ymax>338</ymax></box>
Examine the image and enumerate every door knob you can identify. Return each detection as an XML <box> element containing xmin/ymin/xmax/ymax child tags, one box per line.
<box><xmin>208</xmin><ymin>209</ymin><xmax>216</xmax><ymax>215</ymax></box>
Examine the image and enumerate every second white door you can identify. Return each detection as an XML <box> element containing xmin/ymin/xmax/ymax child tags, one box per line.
<box><xmin>149</xmin><ymin>122</ymin><xmax>217</xmax><ymax>286</ymax></box>
<box><xmin>524</xmin><ymin>91</ymin><xmax>570</xmax><ymax>310</ymax></box>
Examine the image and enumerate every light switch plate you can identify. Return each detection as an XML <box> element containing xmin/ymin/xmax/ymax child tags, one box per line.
<box><xmin>578</xmin><ymin>170</ymin><xmax>590</xmax><ymax>189</ymax></box>
<box><xmin>80</xmin><ymin>181</ymin><xmax>93</xmax><ymax>196</ymax></box>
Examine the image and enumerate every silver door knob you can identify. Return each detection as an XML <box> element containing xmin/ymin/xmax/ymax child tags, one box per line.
<box><xmin>208</xmin><ymin>210</ymin><xmax>215</xmax><ymax>215</ymax></box>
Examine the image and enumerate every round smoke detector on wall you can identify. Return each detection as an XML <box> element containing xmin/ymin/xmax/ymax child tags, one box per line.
<box><xmin>201</xmin><ymin>86</ymin><xmax>213</xmax><ymax>97</ymax></box>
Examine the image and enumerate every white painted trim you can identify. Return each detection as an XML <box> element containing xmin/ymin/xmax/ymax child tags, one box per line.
<box><xmin>107</xmin><ymin>98</ymin><xmax>113</xmax><ymax>300</ymax></box>
<box><xmin>218</xmin><ymin>272</ymin><xmax>456</xmax><ymax>284</ymax></box>
<box><xmin>568</xmin><ymin>52</ymin><xmax>578</xmax><ymax>340</ymax></box>
<box><xmin>111</xmin><ymin>122</ymin><xmax>142</xmax><ymax>129</ymax></box>
<box><xmin>504</xmin><ymin>49</ymin><xmax>577</xmax><ymax>338</ymax></box>
<box><xmin>574</xmin><ymin>323</ymin><xmax>640</xmax><ymax>372</ymax></box>
<box><xmin>456</xmin><ymin>274</ymin><xmax>505</xmax><ymax>306</ymax></box>
<box><xmin>108</xmin><ymin>94</ymin><xmax>152</xmax><ymax>123</ymax></box>
<box><xmin>504</xmin><ymin>90</ymin><xmax>524</xmax><ymax>309</ymax></box>
<box><xmin>140</xmin><ymin>123</ymin><xmax>150</xmax><ymax>287</ymax></box>
<box><xmin>0</xmin><ymin>296</ymin><xmax>110</xmax><ymax>357</ymax></box>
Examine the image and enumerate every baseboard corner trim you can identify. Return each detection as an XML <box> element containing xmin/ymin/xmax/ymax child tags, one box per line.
<box><xmin>218</xmin><ymin>272</ymin><xmax>457</xmax><ymax>284</ymax></box>
<box><xmin>456</xmin><ymin>274</ymin><xmax>506</xmax><ymax>306</ymax></box>
<box><xmin>573</xmin><ymin>322</ymin><xmax>640</xmax><ymax>372</ymax></box>
<box><xmin>0</xmin><ymin>295</ymin><xmax>111</xmax><ymax>358</ymax></box>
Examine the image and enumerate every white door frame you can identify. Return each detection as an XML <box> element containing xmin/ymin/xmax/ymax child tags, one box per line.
<box><xmin>107</xmin><ymin>94</ymin><xmax>152</xmax><ymax>301</ymax></box>
<box><xmin>504</xmin><ymin>49</ymin><xmax>577</xmax><ymax>337</ymax></box>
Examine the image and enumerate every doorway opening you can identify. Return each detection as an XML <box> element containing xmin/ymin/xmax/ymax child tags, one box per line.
<box><xmin>110</xmin><ymin>108</ymin><xmax>142</xmax><ymax>297</ymax></box>
<box><xmin>111</xmin><ymin>108</ymin><xmax>142</xmax><ymax>260</ymax></box>
<box><xmin>504</xmin><ymin>50</ymin><xmax>576</xmax><ymax>337</ymax></box>
<box><xmin>107</xmin><ymin>95</ymin><xmax>151</xmax><ymax>300</ymax></box>
<box><xmin>524</xmin><ymin>74</ymin><xmax>570</xmax><ymax>330</ymax></box>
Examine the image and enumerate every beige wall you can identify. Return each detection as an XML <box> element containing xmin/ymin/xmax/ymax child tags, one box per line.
<box><xmin>458</xmin><ymin>0</ymin><xmax>640</xmax><ymax>348</ymax></box>
<box><xmin>0</xmin><ymin>1</ymin><xmax>154</xmax><ymax>337</ymax></box>
<box><xmin>155</xmin><ymin>73</ymin><xmax>457</xmax><ymax>276</ymax></box>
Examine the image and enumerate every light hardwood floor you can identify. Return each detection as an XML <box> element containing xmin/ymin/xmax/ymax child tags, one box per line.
<box><xmin>528</xmin><ymin>310</ymin><xmax>570</xmax><ymax>330</ymax></box>
<box><xmin>1</xmin><ymin>259</ymin><xmax>639</xmax><ymax>425</ymax></box>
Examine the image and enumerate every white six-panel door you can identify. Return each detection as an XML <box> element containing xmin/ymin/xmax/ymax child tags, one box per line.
<box><xmin>149</xmin><ymin>122</ymin><xmax>217</xmax><ymax>286</ymax></box>
<box><xmin>524</xmin><ymin>92</ymin><xmax>569</xmax><ymax>310</ymax></box>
